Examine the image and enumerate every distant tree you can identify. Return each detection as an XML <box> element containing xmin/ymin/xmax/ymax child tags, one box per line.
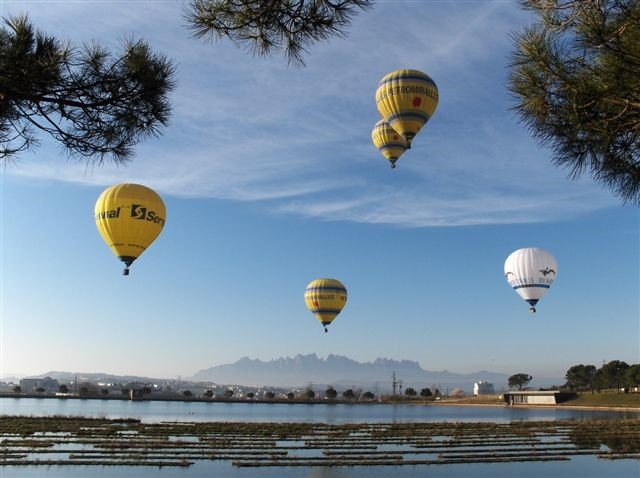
<box><xmin>362</xmin><ymin>391</ymin><xmax>375</xmax><ymax>400</ymax></box>
<box><xmin>247</xmin><ymin>392</ymin><xmax>255</xmax><ymax>399</ymax></box>
<box><xmin>508</xmin><ymin>0</ymin><xmax>640</xmax><ymax>204</ymax></box>
<box><xmin>184</xmin><ymin>0</ymin><xmax>374</xmax><ymax>66</ymax></box>
<box><xmin>287</xmin><ymin>392</ymin><xmax>295</xmax><ymax>400</ymax></box>
<box><xmin>420</xmin><ymin>387</ymin><xmax>433</xmax><ymax>398</ymax></box>
<box><xmin>565</xmin><ymin>364</ymin><xmax>597</xmax><ymax>392</ymax></box>
<box><xmin>183</xmin><ymin>390</ymin><xmax>193</xmax><ymax>397</ymax></box>
<box><xmin>79</xmin><ymin>387</ymin><xmax>89</xmax><ymax>396</ymax></box>
<box><xmin>142</xmin><ymin>386</ymin><xmax>152</xmax><ymax>395</ymax></box>
<box><xmin>305</xmin><ymin>388</ymin><xmax>316</xmax><ymax>400</ymax></box>
<box><xmin>12</xmin><ymin>385</ymin><xmax>21</xmax><ymax>393</ymax></box>
<box><xmin>101</xmin><ymin>388</ymin><xmax>109</xmax><ymax>396</ymax></box>
<box><xmin>508</xmin><ymin>373</ymin><xmax>533</xmax><ymax>390</ymax></box>
<box><xmin>265</xmin><ymin>391</ymin><xmax>276</xmax><ymax>399</ymax></box>
<box><xmin>404</xmin><ymin>387</ymin><xmax>417</xmax><ymax>397</ymax></box>
<box><xmin>35</xmin><ymin>387</ymin><xmax>45</xmax><ymax>393</ymax></box>
<box><xmin>121</xmin><ymin>388</ymin><xmax>129</xmax><ymax>396</ymax></box>
<box><xmin>0</xmin><ymin>14</ymin><xmax>176</xmax><ymax>164</ymax></box>
<box><xmin>433</xmin><ymin>388</ymin><xmax>441</xmax><ymax>397</ymax></box>
<box><xmin>624</xmin><ymin>364</ymin><xmax>640</xmax><ymax>387</ymax></box>
<box><xmin>223</xmin><ymin>389</ymin><xmax>234</xmax><ymax>398</ymax></box>
<box><xmin>600</xmin><ymin>360</ymin><xmax>630</xmax><ymax>392</ymax></box>
<box><xmin>325</xmin><ymin>387</ymin><xmax>337</xmax><ymax>399</ymax></box>
<box><xmin>342</xmin><ymin>389</ymin><xmax>355</xmax><ymax>400</ymax></box>
<box><xmin>204</xmin><ymin>390</ymin><xmax>214</xmax><ymax>398</ymax></box>
<box><xmin>58</xmin><ymin>384</ymin><xmax>69</xmax><ymax>394</ymax></box>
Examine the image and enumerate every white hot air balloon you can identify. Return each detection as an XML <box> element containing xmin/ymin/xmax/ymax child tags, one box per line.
<box><xmin>504</xmin><ymin>248</ymin><xmax>557</xmax><ymax>313</ymax></box>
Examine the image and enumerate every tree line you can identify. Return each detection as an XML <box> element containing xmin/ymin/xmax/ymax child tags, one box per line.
<box><xmin>508</xmin><ymin>360</ymin><xmax>640</xmax><ymax>393</ymax></box>
<box><xmin>565</xmin><ymin>360</ymin><xmax>640</xmax><ymax>393</ymax></box>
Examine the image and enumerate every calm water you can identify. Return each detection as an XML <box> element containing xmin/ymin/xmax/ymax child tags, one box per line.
<box><xmin>1</xmin><ymin>398</ymin><xmax>639</xmax><ymax>478</ymax></box>
<box><xmin>1</xmin><ymin>397</ymin><xmax>638</xmax><ymax>423</ymax></box>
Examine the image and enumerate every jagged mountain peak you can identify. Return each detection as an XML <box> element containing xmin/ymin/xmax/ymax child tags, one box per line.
<box><xmin>190</xmin><ymin>355</ymin><xmax>510</xmax><ymax>391</ymax></box>
<box><xmin>372</xmin><ymin>357</ymin><xmax>421</xmax><ymax>368</ymax></box>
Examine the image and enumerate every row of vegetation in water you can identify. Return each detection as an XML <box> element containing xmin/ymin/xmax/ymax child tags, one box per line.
<box><xmin>1</xmin><ymin>416</ymin><xmax>639</xmax><ymax>468</ymax></box>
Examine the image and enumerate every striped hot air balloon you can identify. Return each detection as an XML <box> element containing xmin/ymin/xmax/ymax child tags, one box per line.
<box><xmin>372</xmin><ymin>119</ymin><xmax>408</xmax><ymax>168</ymax></box>
<box><xmin>95</xmin><ymin>183</ymin><xmax>166</xmax><ymax>275</ymax></box>
<box><xmin>375</xmin><ymin>69</ymin><xmax>439</xmax><ymax>148</ymax></box>
<box><xmin>504</xmin><ymin>248</ymin><xmax>557</xmax><ymax>313</ymax></box>
<box><xmin>304</xmin><ymin>278</ymin><xmax>348</xmax><ymax>333</ymax></box>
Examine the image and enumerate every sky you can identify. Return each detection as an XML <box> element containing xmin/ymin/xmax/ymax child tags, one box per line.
<box><xmin>0</xmin><ymin>0</ymin><xmax>638</xmax><ymax>382</ymax></box>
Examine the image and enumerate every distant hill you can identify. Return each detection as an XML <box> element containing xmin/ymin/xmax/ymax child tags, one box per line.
<box><xmin>27</xmin><ymin>371</ymin><xmax>169</xmax><ymax>385</ymax></box>
<box><xmin>0</xmin><ymin>373</ymin><xmax>25</xmax><ymax>383</ymax></box>
<box><xmin>190</xmin><ymin>354</ymin><xmax>527</xmax><ymax>392</ymax></box>
<box><xmin>24</xmin><ymin>357</ymin><xmax>563</xmax><ymax>393</ymax></box>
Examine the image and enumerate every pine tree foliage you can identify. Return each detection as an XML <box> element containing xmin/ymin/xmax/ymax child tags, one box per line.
<box><xmin>185</xmin><ymin>0</ymin><xmax>373</xmax><ymax>66</ymax></box>
<box><xmin>0</xmin><ymin>15</ymin><xmax>176</xmax><ymax>164</ymax></box>
<box><xmin>508</xmin><ymin>373</ymin><xmax>533</xmax><ymax>390</ymax></box>
<box><xmin>508</xmin><ymin>0</ymin><xmax>640</xmax><ymax>204</ymax></box>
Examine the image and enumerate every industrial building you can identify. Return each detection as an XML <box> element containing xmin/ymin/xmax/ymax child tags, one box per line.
<box><xmin>473</xmin><ymin>381</ymin><xmax>495</xmax><ymax>395</ymax></box>
<box><xmin>503</xmin><ymin>390</ymin><xmax>576</xmax><ymax>405</ymax></box>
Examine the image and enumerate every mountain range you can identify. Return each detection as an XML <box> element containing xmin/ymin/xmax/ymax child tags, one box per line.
<box><xmin>17</xmin><ymin>355</ymin><xmax>563</xmax><ymax>393</ymax></box>
<box><xmin>191</xmin><ymin>354</ymin><xmax>532</xmax><ymax>392</ymax></box>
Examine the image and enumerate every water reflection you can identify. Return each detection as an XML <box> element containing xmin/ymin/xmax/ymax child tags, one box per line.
<box><xmin>568</xmin><ymin>423</ymin><xmax>640</xmax><ymax>454</ymax></box>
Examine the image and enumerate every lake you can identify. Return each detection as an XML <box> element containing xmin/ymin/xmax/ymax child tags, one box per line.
<box><xmin>1</xmin><ymin>398</ymin><xmax>639</xmax><ymax>478</ymax></box>
<box><xmin>2</xmin><ymin>397</ymin><xmax>638</xmax><ymax>423</ymax></box>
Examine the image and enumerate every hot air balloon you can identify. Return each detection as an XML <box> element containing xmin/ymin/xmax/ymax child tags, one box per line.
<box><xmin>304</xmin><ymin>278</ymin><xmax>348</xmax><ymax>333</ymax></box>
<box><xmin>375</xmin><ymin>69</ymin><xmax>439</xmax><ymax>148</ymax></box>
<box><xmin>372</xmin><ymin>119</ymin><xmax>408</xmax><ymax>168</ymax></box>
<box><xmin>95</xmin><ymin>183</ymin><xmax>166</xmax><ymax>275</ymax></box>
<box><xmin>504</xmin><ymin>248</ymin><xmax>557</xmax><ymax>313</ymax></box>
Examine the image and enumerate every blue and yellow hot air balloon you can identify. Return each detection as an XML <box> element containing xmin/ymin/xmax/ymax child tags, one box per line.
<box><xmin>372</xmin><ymin>119</ymin><xmax>408</xmax><ymax>168</ymax></box>
<box><xmin>375</xmin><ymin>69</ymin><xmax>439</xmax><ymax>148</ymax></box>
<box><xmin>304</xmin><ymin>278</ymin><xmax>348</xmax><ymax>333</ymax></box>
<box><xmin>95</xmin><ymin>183</ymin><xmax>166</xmax><ymax>275</ymax></box>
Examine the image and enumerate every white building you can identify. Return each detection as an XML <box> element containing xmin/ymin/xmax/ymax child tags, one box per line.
<box><xmin>503</xmin><ymin>390</ymin><xmax>576</xmax><ymax>405</ymax></box>
<box><xmin>473</xmin><ymin>381</ymin><xmax>495</xmax><ymax>396</ymax></box>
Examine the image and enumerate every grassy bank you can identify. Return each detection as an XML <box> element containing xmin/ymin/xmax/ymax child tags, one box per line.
<box><xmin>558</xmin><ymin>392</ymin><xmax>640</xmax><ymax>408</ymax></box>
<box><xmin>427</xmin><ymin>393</ymin><xmax>640</xmax><ymax>409</ymax></box>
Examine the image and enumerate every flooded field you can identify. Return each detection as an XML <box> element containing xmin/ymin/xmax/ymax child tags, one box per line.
<box><xmin>1</xmin><ymin>416</ymin><xmax>639</xmax><ymax>469</ymax></box>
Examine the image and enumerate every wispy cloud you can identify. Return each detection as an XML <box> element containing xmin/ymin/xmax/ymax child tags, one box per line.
<box><xmin>279</xmin><ymin>186</ymin><xmax>609</xmax><ymax>227</ymax></box>
<box><xmin>3</xmin><ymin>1</ymin><xmax>617</xmax><ymax>226</ymax></box>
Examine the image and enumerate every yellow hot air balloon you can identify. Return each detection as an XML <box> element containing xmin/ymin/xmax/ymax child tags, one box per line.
<box><xmin>95</xmin><ymin>183</ymin><xmax>166</xmax><ymax>275</ymax></box>
<box><xmin>375</xmin><ymin>69</ymin><xmax>439</xmax><ymax>148</ymax></box>
<box><xmin>304</xmin><ymin>278</ymin><xmax>348</xmax><ymax>333</ymax></box>
<box><xmin>372</xmin><ymin>119</ymin><xmax>408</xmax><ymax>169</ymax></box>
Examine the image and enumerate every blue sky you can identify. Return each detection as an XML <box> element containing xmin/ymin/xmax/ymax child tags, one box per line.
<box><xmin>1</xmin><ymin>0</ymin><xmax>638</xmax><ymax>381</ymax></box>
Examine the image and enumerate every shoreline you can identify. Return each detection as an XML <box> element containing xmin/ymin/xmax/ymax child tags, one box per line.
<box><xmin>430</xmin><ymin>400</ymin><xmax>640</xmax><ymax>412</ymax></box>
<box><xmin>1</xmin><ymin>393</ymin><xmax>639</xmax><ymax>413</ymax></box>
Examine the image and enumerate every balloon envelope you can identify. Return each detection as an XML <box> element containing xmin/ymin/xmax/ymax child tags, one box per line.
<box><xmin>95</xmin><ymin>183</ymin><xmax>166</xmax><ymax>274</ymax></box>
<box><xmin>504</xmin><ymin>247</ymin><xmax>557</xmax><ymax>313</ymax></box>
<box><xmin>375</xmin><ymin>69</ymin><xmax>439</xmax><ymax>147</ymax></box>
<box><xmin>304</xmin><ymin>278</ymin><xmax>348</xmax><ymax>332</ymax></box>
<box><xmin>372</xmin><ymin>119</ymin><xmax>408</xmax><ymax>168</ymax></box>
